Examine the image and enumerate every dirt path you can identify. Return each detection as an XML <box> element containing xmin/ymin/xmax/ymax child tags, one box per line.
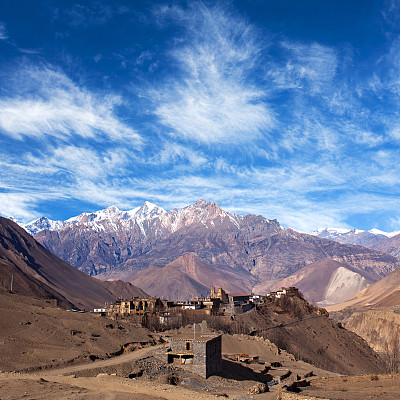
<box><xmin>3</xmin><ymin>373</ymin><xmax>318</xmax><ymax>400</ymax></box>
<box><xmin>44</xmin><ymin>374</ymin><xmax>225</xmax><ymax>400</ymax></box>
<box><xmin>43</xmin><ymin>344</ymin><xmax>165</xmax><ymax>376</ymax></box>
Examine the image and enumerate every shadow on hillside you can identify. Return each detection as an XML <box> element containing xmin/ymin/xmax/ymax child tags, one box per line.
<box><xmin>216</xmin><ymin>359</ymin><xmax>272</xmax><ymax>383</ymax></box>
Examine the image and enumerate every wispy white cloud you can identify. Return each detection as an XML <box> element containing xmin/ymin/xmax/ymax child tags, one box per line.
<box><xmin>54</xmin><ymin>3</ymin><xmax>133</xmax><ymax>28</ymax></box>
<box><xmin>0</xmin><ymin>65</ymin><xmax>140</xmax><ymax>143</ymax></box>
<box><xmin>0</xmin><ymin>22</ymin><xmax>7</xmax><ymax>40</ymax></box>
<box><xmin>381</xmin><ymin>0</ymin><xmax>400</xmax><ymax>30</ymax></box>
<box><xmin>151</xmin><ymin>3</ymin><xmax>274</xmax><ymax>144</ymax></box>
<box><xmin>156</xmin><ymin>142</ymin><xmax>208</xmax><ymax>168</ymax></box>
<box><xmin>0</xmin><ymin>192</ymin><xmax>65</xmax><ymax>220</ymax></box>
<box><xmin>273</xmin><ymin>42</ymin><xmax>338</xmax><ymax>94</ymax></box>
<box><xmin>4</xmin><ymin>1</ymin><xmax>400</xmax><ymax>234</ymax></box>
<box><xmin>24</xmin><ymin>146</ymin><xmax>129</xmax><ymax>181</ymax></box>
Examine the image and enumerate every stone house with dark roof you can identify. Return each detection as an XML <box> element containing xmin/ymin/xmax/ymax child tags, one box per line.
<box><xmin>166</xmin><ymin>334</ymin><xmax>222</xmax><ymax>378</ymax></box>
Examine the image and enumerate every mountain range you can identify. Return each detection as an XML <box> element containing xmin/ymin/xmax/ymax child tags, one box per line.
<box><xmin>12</xmin><ymin>200</ymin><xmax>400</xmax><ymax>303</ymax></box>
<box><xmin>311</xmin><ymin>227</ymin><xmax>400</xmax><ymax>257</ymax></box>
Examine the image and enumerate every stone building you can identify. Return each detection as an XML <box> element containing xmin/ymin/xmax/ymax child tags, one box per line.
<box><xmin>274</xmin><ymin>287</ymin><xmax>299</xmax><ymax>299</ymax></box>
<box><xmin>166</xmin><ymin>334</ymin><xmax>222</xmax><ymax>378</ymax></box>
<box><xmin>107</xmin><ymin>297</ymin><xmax>164</xmax><ymax>317</ymax></box>
<box><xmin>210</xmin><ymin>286</ymin><xmax>229</xmax><ymax>303</ymax></box>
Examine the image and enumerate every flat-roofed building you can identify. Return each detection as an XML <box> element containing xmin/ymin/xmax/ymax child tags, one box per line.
<box><xmin>166</xmin><ymin>334</ymin><xmax>222</xmax><ymax>378</ymax></box>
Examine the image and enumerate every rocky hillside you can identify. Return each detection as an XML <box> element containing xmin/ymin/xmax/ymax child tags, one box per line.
<box><xmin>270</xmin><ymin>259</ymin><xmax>374</xmax><ymax>306</ymax></box>
<box><xmin>339</xmin><ymin>309</ymin><xmax>400</xmax><ymax>356</ymax></box>
<box><xmin>0</xmin><ymin>217</ymin><xmax>147</xmax><ymax>309</ymax></box>
<box><xmin>226</xmin><ymin>295</ymin><xmax>386</xmax><ymax>375</ymax></box>
<box><xmin>23</xmin><ymin>200</ymin><xmax>400</xmax><ymax>301</ymax></box>
<box><xmin>327</xmin><ymin>265</ymin><xmax>400</xmax><ymax>367</ymax></box>
<box><xmin>328</xmin><ymin>265</ymin><xmax>400</xmax><ymax>312</ymax></box>
<box><xmin>371</xmin><ymin>235</ymin><xmax>400</xmax><ymax>258</ymax></box>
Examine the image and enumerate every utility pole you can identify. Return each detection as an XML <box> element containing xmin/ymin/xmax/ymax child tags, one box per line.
<box><xmin>278</xmin><ymin>378</ymin><xmax>282</xmax><ymax>400</ymax></box>
<box><xmin>10</xmin><ymin>274</ymin><xmax>13</xmax><ymax>292</ymax></box>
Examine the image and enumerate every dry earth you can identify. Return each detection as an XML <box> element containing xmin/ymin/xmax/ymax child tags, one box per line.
<box><xmin>0</xmin><ymin>289</ymin><xmax>157</xmax><ymax>372</ymax></box>
<box><xmin>300</xmin><ymin>374</ymin><xmax>400</xmax><ymax>399</ymax></box>
<box><xmin>0</xmin><ymin>372</ymin><xmax>333</xmax><ymax>400</ymax></box>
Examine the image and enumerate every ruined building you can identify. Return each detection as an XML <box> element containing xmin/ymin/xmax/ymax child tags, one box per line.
<box><xmin>107</xmin><ymin>297</ymin><xmax>165</xmax><ymax>317</ymax></box>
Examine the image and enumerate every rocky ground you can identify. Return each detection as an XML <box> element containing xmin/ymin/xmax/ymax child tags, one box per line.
<box><xmin>0</xmin><ymin>371</ymin><xmax>336</xmax><ymax>400</ymax></box>
<box><xmin>300</xmin><ymin>373</ymin><xmax>400</xmax><ymax>399</ymax></box>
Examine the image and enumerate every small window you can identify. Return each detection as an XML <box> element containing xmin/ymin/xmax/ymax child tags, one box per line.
<box><xmin>186</xmin><ymin>342</ymin><xmax>191</xmax><ymax>350</ymax></box>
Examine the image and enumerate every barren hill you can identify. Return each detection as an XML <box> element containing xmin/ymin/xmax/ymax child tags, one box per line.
<box><xmin>0</xmin><ymin>217</ymin><xmax>147</xmax><ymax>309</ymax></box>
<box><xmin>212</xmin><ymin>295</ymin><xmax>386</xmax><ymax>375</ymax></box>
<box><xmin>328</xmin><ymin>265</ymin><xmax>400</xmax><ymax>312</ymax></box>
<box><xmin>130</xmin><ymin>253</ymin><xmax>255</xmax><ymax>300</ymax></box>
<box><xmin>270</xmin><ymin>258</ymin><xmax>374</xmax><ymax>306</ymax></box>
<box><xmin>0</xmin><ymin>288</ymin><xmax>155</xmax><ymax>373</ymax></box>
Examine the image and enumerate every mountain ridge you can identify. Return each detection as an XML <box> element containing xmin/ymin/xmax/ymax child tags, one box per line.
<box><xmin>19</xmin><ymin>200</ymin><xmax>400</xmax><ymax>303</ymax></box>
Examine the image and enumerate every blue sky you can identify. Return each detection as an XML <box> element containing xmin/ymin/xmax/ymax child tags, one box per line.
<box><xmin>2</xmin><ymin>0</ymin><xmax>400</xmax><ymax>232</ymax></box>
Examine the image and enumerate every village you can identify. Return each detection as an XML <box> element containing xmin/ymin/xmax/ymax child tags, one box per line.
<box><xmin>92</xmin><ymin>286</ymin><xmax>302</xmax><ymax>380</ymax></box>
<box><xmin>94</xmin><ymin>286</ymin><xmax>301</xmax><ymax>320</ymax></box>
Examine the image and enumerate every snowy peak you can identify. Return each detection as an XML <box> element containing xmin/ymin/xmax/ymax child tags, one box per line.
<box><xmin>311</xmin><ymin>227</ymin><xmax>352</xmax><ymax>239</ymax></box>
<box><xmin>312</xmin><ymin>227</ymin><xmax>399</xmax><ymax>239</ymax></box>
<box><xmin>17</xmin><ymin>200</ymin><xmax>272</xmax><ymax>236</ymax></box>
<box><xmin>183</xmin><ymin>200</ymin><xmax>224</xmax><ymax>220</ymax></box>
<box><xmin>310</xmin><ymin>226</ymin><xmax>400</xmax><ymax>249</ymax></box>
<box><xmin>23</xmin><ymin>216</ymin><xmax>65</xmax><ymax>235</ymax></box>
<box><xmin>132</xmin><ymin>201</ymin><xmax>166</xmax><ymax>221</ymax></box>
<box><xmin>19</xmin><ymin>202</ymin><xmax>167</xmax><ymax>235</ymax></box>
<box><xmin>159</xmin><ymin>200</ymin><xmax>244</xmax><ymax>232</ymax></box>
<box><xmin>371</xmin><ymin>229</ymin><xmax>400</xmax><ymax>238</ymax></box>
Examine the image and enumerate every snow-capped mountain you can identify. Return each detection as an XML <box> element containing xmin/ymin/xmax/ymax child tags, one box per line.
<box><xmin>22</xmin><ymin>199</ymin><xmax>254</xmax><ymax>237</ymax></box>
<box><xmin>22</xmin><ymin>201</ymin><xmax>167</xmax><ymax>235</ymax></box>
<box><xmin>311</xmin><ymin>227</ymin><xmax>400</xmax><ymax>240</ymax></box>
<box><xmin>311</xmin><ymin>227</ymin><xmax>400</xmax><ymax>248</ymax></box>
<box><xmin>23</xmin><ymin>216</ymin><xmax>66</xmax><ymax>235</ymax></box>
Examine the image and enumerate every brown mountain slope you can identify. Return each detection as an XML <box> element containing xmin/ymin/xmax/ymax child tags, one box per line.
<box><xmin>0</xmin><ymin>217</ymin><xmax>147</xmax><ymax>309</ymax></box>
<box><xmin>266</xmin><ymin>259</ymin><xmax>375</xmax><ymax>306</ymax></box>
<box><xmin>0</xmin><ymin>288</ymin><xmax>155</xmax><ymax>372</ymax></box>
<box><xmin>130</xmin><ymin>264</ymin><xmax>210</xmax><ymax>301</ymax></box>
<box><xmin>0</xmin><ymin>261</ymin><xmax>74</xmax><ymax>308</ymax></box>
<box><xmin>130</xmin><ymin>253</ymin><xmax>252</xmax><ymax>300</ymax></box>
<box><xmin>326</xmin><ymin>265</ymin><xmax>400</xmax><ymax>365</ymax></box>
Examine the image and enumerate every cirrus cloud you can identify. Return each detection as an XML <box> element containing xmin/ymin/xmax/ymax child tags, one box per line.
<box><xmin>0</xmin><ymin>64</ymin><xmax>141</xmax><ymax>143</ymax></box>
<box><xmin>152</xmin><ymin>3</ymin><xmax>274</xmax><ymax>145</ymax></box>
